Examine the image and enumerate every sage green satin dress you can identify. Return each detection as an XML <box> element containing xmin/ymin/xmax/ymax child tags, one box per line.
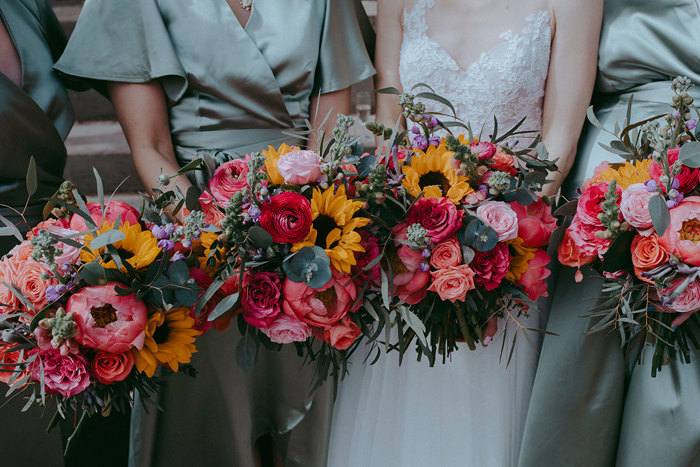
<box><xmin>519</xmin><ymin>1</ymin><xmax>700</xmax><ymax>466</ymax></box>
<box><xmin>55</xmin><ymin>1</ymin><xmax>375</xmax><ymax>466</ymax></box>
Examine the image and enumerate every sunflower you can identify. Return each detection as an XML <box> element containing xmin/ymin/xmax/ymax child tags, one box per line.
<box><xmin>505</xmin><ymin>238</ymin><xmax>537</xmax><ymax>282</ymax></box>
<box><xmin>195</xmin><ymin>231</ymin><xmax>226</xmax><ymax>274</ymax></box>
<box><xmin>402</xmin><ymin>142</ymin><xmax>473</xmax><ymax>204</ymax></box>
<box><xmin>292</xmin><ymin>185</ymin><xmax>370</xmax><ymax>273</ymax></box>
<box><xmin>81</xmin><ymin>222</ymin><xmax>160</xmax><ymax>270</ymax></box>
<box><xmin>132</xmin><ymin>307</ymin><xmax>202</xmax><ymax>378</ymax></box>
<box><xmin>589</xmin><ymin>159</ymin><xmax>652</xmax><ymax>190</ymax></box>
<box><xmin>262</xmin><ymin>143</ymin><xmax>297</xmax><ymax>185</ymax></box>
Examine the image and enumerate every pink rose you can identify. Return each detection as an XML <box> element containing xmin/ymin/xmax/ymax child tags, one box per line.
<box><xmin>476</xmin><ymin>201</ymin><xmax>519</xmax><ymax>242</ymax></box>
<box><xmin>391</xmin><ymin>224</ymin><xmax>431</xmax><ymax>305</ymax></box>
<box><xmin>207</xmin><ymin>159</ymin><xmax>250</xmax><ymax>208</ymax></box>
<box><xmin>277</xmin><ymin>150</ymin><xmax>325</xmax><ymax>185</ymax></box>
<box><xmin>576</xmin><ymin>181</ymin><xmax>622</xmax><ymax>227</ymax></box>
<box><xmin>510</xmin><ymin>200</ymin><xmax>557</xmax><ymax>248</ymax></box>
<box><xmin>261</xmin><ymin>314</ymin><xmax>312</xmax><ymax>344</ymax></box>
<box><xmin>31</xmin><ymin>349</ymin><xmax>90</xmax><ymax>397</ymax></box>
<box><xmin>430</xmin><ymin>237</ymin><xmax>462</xmax><ymax>269</ymax></box>
<box><xmin>470</xmin><ymin>141</ymin><xmax>497</xmax><ymax>161</ymax></box>
<box><xmin>517</xmin><ymin>249</ymin><xmax>551</xmax><ymax>300</ymax></box>
<box><xmin>659</xmin><ymin>279</ymin><xmax>700</xmax><ymax>327</ymax></box>
<box><xmin>471</xmin><ymin>243</ymin><xmax>511</xmax><ymax>291</ymax></box>
<box><xmin>282</xmin><ymin>270</ymin><xmax>357</xmax><ymax>328</ymax></box>
<box><xmin>620</xmin><ymin>183</ymin><xmax>654</xmax><ymax>235</ymax></box>
<box><xmin>428</xmin><ymin>265</ymin><xmax>476</xmax><ymax>302</ymax></box>
<box><xmin>649</xmin><ymin>147</ymin><xmax>700</xmax><ymax>194</ymax></box>
<box><xmin>568</xmin><ymin>217</ymin><xmax>612</xmax><ymax>259</ymax></box>
<box><xmin>67</xmin><ymin>283</ymin><xmax>147</xmax><ymax>353</ymax></box>
<box><xmin>323</xmin><ymin>316</ymin><xmax>361</xmax><ymax>350</ymax></box>
<box><xmin>70</xmin><ymin>200</ymin><xmax>140</xmax><ymax>232</ymax></box>
<box><xmin>659</xmin><ymin>197</ymin><xmax>700</xmax><ymax>266</ymax></box>
<box><xmin>91</xmin><ymin>351</ymin><xmax>134</xmax><ymax>384</ymax></box>
<box><xmin>0</xmin><ymin>252</ymin><xmax>56</xmax><ymax>315</ymax></box>
<box><xmin>242</xmin><ymin>272</ymin><xmax>283</xmax><ymax>328</ymax></box>
<box><xmin>406</xmin><ymin>197</ymin><xmax>464</xmax><ymax>244</ymax></box>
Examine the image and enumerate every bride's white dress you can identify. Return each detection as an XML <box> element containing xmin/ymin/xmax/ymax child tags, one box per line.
<box><xmin>328</xmin><ymin>2</ymin><xmax>552</xmax><ymax>466</ymax></box>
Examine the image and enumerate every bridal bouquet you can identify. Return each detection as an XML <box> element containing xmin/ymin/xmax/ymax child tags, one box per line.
<box><xmin>559</xmin><ymin>76</ymin><xmax>700</xmax><ymax>375</ymax></box>
<box><xmin>361</xmin><ymin>88</ymin><xmax>558</xmax><ymax>364</ymax></box>
<box><xmin>0</xmin><ymin>180</ymin><xmax>211</xmax><ymax>451</ymax></box>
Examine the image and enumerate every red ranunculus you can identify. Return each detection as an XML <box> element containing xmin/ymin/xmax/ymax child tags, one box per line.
<box><xmin>649</xmin><ymin>147</ymin><xmax>700</xmax><ymax>194</ymax></box>
<box><xmin>242</xmin><ymin>272</ymin><xmax>283</xmax><ymax>329</ymax></box>
<box><xmin>259</xmin><ymin>192</ymin><xmax>313</xmax><ymax>244</ymax></box>
<box><xmin>406</xmin><ymin>197</ymin><xmax>463</xmax><ymax>244</ymax></box>
<box><xmin>471</xmin><ymin>243</ymin><xmax>511</xmax><ymax>291</ymax></box>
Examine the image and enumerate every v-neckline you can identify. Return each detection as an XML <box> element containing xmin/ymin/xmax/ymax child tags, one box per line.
<box><xmin>224</xmin><ymin>0</ymin><xmax>256</xmax><ymax>31</ymax></box>
<box><xmin>0</xmin><ymin>6</ymin><xmax>24</xmax><ymax>90</ymax></box>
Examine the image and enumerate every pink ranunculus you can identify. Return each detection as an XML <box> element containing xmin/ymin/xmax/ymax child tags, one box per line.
<box><xmin>659</xmin><ymin>197</ymin><xmax>700</xmax><ymax>266</ymax></box>
<box><xmin>277</xmin><ymin>150</ymin><xmax>325</xmax><ymax>185</ymax></box>
<box><xmin>517</xmin><ymin>249</ymin><xmax>552</xmax><ymax>300</ymax></box>
<box><xmin>470</xmin><ymin>141</ymin><xmax>497</xmax><ymax>161</ymax></box>
<box><xmin>568</xmin><ymin>217</ymin><xmax>612</xmax><ymax>259</ymax></box>
<box><xmin>69</xmin><ymin>200</ymin><xmax>140</xmax><ymax>232</ymax></box>
<box><xmin>198</xmin><ymin>191</ymin><xmax>226</xmax><ymax>226</ymax></box>
<box><xmin>471</xmin><ymin>243</ymin><xmax>511</xmax><ymax>291</ymax></box>
<box><xmin>406</xmin><ymin>197</ymin><xmax>463</xmax><ymax>244</ymax></box>
<box><xmin>576</xmin><ymin>181</ymin><xmax>622</xmax><ymax>227</ymax></box>
<box><xmin>428</xmin><ymin>265</ymin><xmax>476</xmax><ymax>302</ymax></box>
<box><xmin>660</xmin><ymin>279</ymin><xmax>700</xmax><ymax>327</ymax></box>
<box><xmin>261</xmin><ymin>314</ymin><xmax>312</xmax><ymax>344</ymax></box>
<box><xmin>67</xmin><ymin>283</ymin><xmax>147</xmax><ymax>353</ymax></box>
<box><xmin>430</xmin><ymin>237</ymin><xmax>462</xmax><ymax>269</ymax></box>
<box><xmin>649</xmin><ymin>147</ymin><xmax>700</xmax><ymax>194</ymax></box>
<box><xmin>91</xmin><ymin>351</ymin><xmax>134</xmax><ymax>384</ymax></box>
<box><xmin>31</xmin><ymin>349</ymin><xmax>90</xmax><ymax>397</ymax></box>
<box><xmin>282</xmin><ymin>270</ymin><xmax>357</xmax><ymax>328</ymax></box>
<box><xmin>207</xmin><ymin>159</ymin><xmax>250</xmax><ymax>208</ymax></box>
<box><xmin>391</xmin><ymin>223</ymin><xmax>431</xmax><ymax>305</ymax></box>
<box><xmin>476</xmin><ymin>201</ymin><xmax>519</xmax><ymax>242</ymax></box>
<box><xmin>242</xmin><ymin>272</ymin><xmax>283</xmax><ymax>329</ymax></box>
<box><xmin>323</xmin><ymin>316</ymin><xmax>361</xmax><ymax>350</ymax></box>
<box><xmin>620</xmin><ymin>183</ymin><xmax>654</xmax><ymax>235</ymax></box>
<box><xmin>510</xmin><ymin>200</ymin><xmax>557</xmax><ymax>248</ymax></box>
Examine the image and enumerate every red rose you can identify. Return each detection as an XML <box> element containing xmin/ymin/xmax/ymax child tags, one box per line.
<box><xmin>242</xmin><ymin>272</ymin><xmax>283</xmax><ymax>328</ymax></box>
<box><xmin>406</xmin><ymin>197</ymin><xmax>463</xmax><ymax>244</ymax></box>
<box><xmin>189</xmin><ymin>268</ymin><xmax>239</xmax><ymax>332</ymax></box>
<box><xmin>510</xmin><ymin>200</ymin><xmax>557</xmax><ymax>248</ymax></box>
<box><xmin>489</xmin><ymin>150</ymin><xmax>518</xmax><ymax>176</ymax></box>
<box><xmin>471</xmin><ymin>243</ymin><xmax>511</xmax><ymax>291</ymax></box>
<box><xmin>470</xmin><ymin>142</ymin><xmax>497</xmax><ymax>161</ymax></box>
<box><xmin>259</xmin><ymin>192</ymin><xmax>313</xmax><ymax>244</ymax></box>
<box><xmin>91</xmin><ymin>351</ymin><xmax>134</xmax><ymax>384</ymax></box>
<box><xmin>649</xmin><ymin>147</ymin><xmax>700</xmax><ymax>194</ymax></box>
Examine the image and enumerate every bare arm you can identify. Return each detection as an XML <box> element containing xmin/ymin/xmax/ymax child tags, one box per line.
<box><xmin>374</xmin><ymin>0</ymin><xmax>404</xmax><ymax>128</ymax></box>
<box><xmin>107</xmin><ymin>82</ymin><xmax>193</xmax><ymax>198</ymax></box>
<box><xmin>310</xmin><ymin>87</ymin><xmax>351</xmax><ymax>148</ymax></box>
<box><xmin>540</xmin><ymin>0</ymin><xmax>603</xmax><ymax>196</ymax></box>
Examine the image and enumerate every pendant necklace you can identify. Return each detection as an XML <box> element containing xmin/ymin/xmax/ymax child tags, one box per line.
<box><xmin>240</xmin><ymin>0</ymin><xmax>252</xmax><ymax>10</ymax></box>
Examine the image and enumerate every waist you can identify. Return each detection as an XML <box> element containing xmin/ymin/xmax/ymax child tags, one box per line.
<box><xmin>172</xmin><ymin>127</ymin><xmax>304</xmax><ymax>160</ymax></box>
<box><xmin>595</xmin><ymin>80</ymin><xmax>700</xmax><ymax>107</ymax></box>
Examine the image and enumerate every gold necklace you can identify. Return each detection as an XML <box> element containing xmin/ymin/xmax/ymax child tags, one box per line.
<box><xmin>240</xmin><ymin>0</ymin><xmax>252</xmax><ymax>10</ymax></box>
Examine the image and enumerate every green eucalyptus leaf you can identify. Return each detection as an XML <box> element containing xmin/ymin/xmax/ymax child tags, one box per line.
<box><xmin>168</xmin><ymin>260</ymin><xmax>190</xmax><ymax>284</ymax></box>
<box><xmin>90</xmin><ymin>229</ymin><xmax>126</xmax><ymax>250</ymax></box>
<box><xmin>649</xmin><ymin>194</ymin><xmax>671</xmax><ymax>236</ymax></box>
<box><xmin>26</xmin><ymin>156</ymin><xmax>37</xmax><ymax>198</ymax></box>
<box><xmin>93</xmin><ymin>168</ymin><xmax>105</xmax><ymax>218</ymax></box>
<box><xmin>554</xmin><ymin>199</ymin><xmax>578</xmax><ymax>217</ymax></box>
<box><xmin>0</xmin><ymin>214</ymin><xmax>23</xmax><ymax>241</ymax></box>
<box><xmin>175</xmin><ymin>288</ymin><xmax>200</xmax><ymax>308</ymax></box>
<box><xmin>208</xmin><ymin>292</ymin><xmax>239</xmax><ymax>322</ymax></box>
<box><xmin>377</xmin><ymin>87</ymin><xmax>401</xmax><ymax>95</ymax></box>
<box><xmin>248</xmin><ymin>226</ymin><xmax>273</xmax><ymax>249</ymax></box>
<box><xmin>185</xmin><ymin>186</ymin><xmax>202</xmax><ymax>212</ymax></box>
<box><xmin>236</xmin><ymin>333</ymin><xmax>258</xmax><ymax>374</ymax></box>
<box><xmin>80</xmin><ymin>262</ymin><xmax>108</xmax><ymax>286</ymax></box>
<box><xmin>679</xmin><ymin>142</ymin><xmax>700</xmax><ymax>168</ymax></box>
<box><xmin>195</xmin><ymin>278</ymin><xmax>225</xmax><ymax>315</ymax></box>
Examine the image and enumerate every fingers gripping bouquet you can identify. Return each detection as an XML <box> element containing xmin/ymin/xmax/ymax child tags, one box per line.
<box><xmin>362</xmin><ymin>87</ymin><xmax>559</xmax><ymax>364</ymax></box>
<box><xmin>559</xmin><ymin>76</ymin><xmax>700</xmax><ymax>375</ymax></box>
<box><xmin>0</xmin><ymin>179</ymin><xmax>211</xmax><ymax>452</ymax></box>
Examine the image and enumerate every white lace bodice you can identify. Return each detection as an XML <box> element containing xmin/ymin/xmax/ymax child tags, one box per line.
<box><xmin>400</xmin><ymin>0</ymin><xmax>552</xmax><ymax>140</ymax></box>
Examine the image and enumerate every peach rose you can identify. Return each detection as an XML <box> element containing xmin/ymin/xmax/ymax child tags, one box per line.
<box><xmin>91</xmin><ymin>351</ymin><xmax>134</xmax><ymax>384</ymax></box>
<box><xmin>428</xmin><ymin>265</ymin><xmax>476</xmax><ymax>303</ymax></box>
<box><xmin>659</xmin><ymin>197</ymin><xmax>700</xmax><ymax>266</ymax></box>
<box><xmin>430</xmin><ymin>237</ymin><xmax>462</xmax><ymax>269</ymax></box>
<box><xmin>0</xmin><ymin>258</ymin><xmax>21</xmax><ymax>312</ymax></box>
<box><xmin>631</xmin><ymin>234</ymin><xmax>669</xmax><ymax>283</ymax></box>
<box><xmin>620</xmin><ymin>183</ymin><xmax>654</xmax><ymax>235</ymax></box>
<box><xmin>476</xmin><ymin>201</ymin><xmax>519</xmax><ymax>242</ymax></box>
<box><xmin>4</xmin><ymin>256</ymin><xmax>56</xmax><ymax>314</ymax></box>
<box><xmin>323</xmin><ymin>316</ymin><xmax>361</xmax><ymax>350</ymax></box>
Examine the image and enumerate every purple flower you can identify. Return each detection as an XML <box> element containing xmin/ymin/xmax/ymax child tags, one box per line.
<box><xmin>667</xmin><ymin>191</ymin><xmax>684</xmax><ymax>208</ymax></box>
<box><xmin>421</xmin><ymin>249</ymin><xmax>431</xmax><ymax>259</ymax></box>
<box><xmin>411</xmin><ymin>125</ymin><xmax>421</xmax><ymax>135</ymax></box>
<box><xmin>248</xmin><ymin>205</ymin><xmax>262</xmax><ymax>223</ymax></box>
<box><xmin>182</xmin><ymin>239</ymin><xmax>193</xmax><ymax>249</ymax></box>
<box><xmin>158</xmin><ymin>239</ymin><xmax>175</xmax><ymax>251</ymax></box>
<box><xmin>151</xmin><ymin>225</ymin><xmax>171</xmax><ymax>240</ymax></box>
<box><xmin>413</xmin><ymin>135</ymin><xmax>428</xmax><ymax>151</ymax></box>
<box><xmin>427</xmin><ymin>116</ymin><xmax>440</xmax><ymax>128</ymax></box>
<box><xmin>419</xmin><ymin>262</ymin><xmax>430</xmax><ymax>272</ymax></box>
<box><xmin>645</xmin><ymin>179</ymin><xmax>659</xmax><ymax>193</ymax></box>
<box><xmin>171</xmin><ymin>252</ymin><xmax>186</xmax><ymax>262</ymax></box>
<box><xmin>687</xmin><ymin>119</ymin><xmax>698</xmax><ymax>131</ymax></box>
<box><xmin>671</xmin><ymin>178</ymin><xmax>680</xmax><ymax>190</ymax></box>
<box><xmin>428</xmin><ymin>136</ymin><xmax>441</xmax><ymax>147</ymax></box>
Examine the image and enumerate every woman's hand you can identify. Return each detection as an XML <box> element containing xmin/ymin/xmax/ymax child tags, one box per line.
<box><xmin>375</xmin><ymin>0</ymin><xmax>405</xmax><ymax>130</ymax></box>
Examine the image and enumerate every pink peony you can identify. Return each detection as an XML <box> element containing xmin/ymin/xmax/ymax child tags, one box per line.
<box><xmin>471</xmin><ymin>243</ymin><xmax>511</xmax><ymax>291</ymax></box>
<box><xmin>649</xmin><ymin>147</ymin><xmax>700</xmax><ymax>194</ymax></box>
<box><xmin>69</xmin><ymin>200</ymin><xmax>140</xmax><ymax>232</ymax></box>
<box><xmin>323</xmin><ymin>316</ymin><xmax>361</xmax><ymax>350</ymax></box>
<box><xmin>510</xmin><ymin>200</ymin><xmax>557</xmax><ymax>247</ymax></box>
<box><xmin>517</xmin><ymin>249</ymin><xmax>551</xmax><ymax>300</ymax></box>
<box><xmin>576</xmin><ymin>181</ymin><xmax>622</xmax><ymax>227</ymax></box>
<box><xmin>659</xmin><ymin>197</ymin><xmax>700</xmax><ymax>266</ymax></box>
<box><xmin>277</xmin><ymin>150</ymin><xmax>325</xmax><ymax>185</ymax></box>
<box><xmin>282</xmin><ymin>270</ymin><xmax>357</xmax><ymax>328</ymax></box>
<box><xmin>207</xmin><ymin>159</ymin><xmax>250</xmax><ymax>208</ymax></box>
<box><xmin>476</xmin><ymin>201</ymin><xmax>519</xmax><ymax>242</ymax></box>
<box><xmin>391</xmin><ymin>223</ymin><xmax>431</xmax><ymax>305</ymax></box>
<box><xmin>67</xmin><ymin>283</ymin><xmax>147</xmax><ymax>353</ymax></box>
<box><xmin>261</xmin><ymin>314</ymin><xmax>312</xmax><ymax>344</ymax></box>
<box><xmin>620</xmin><ymin>183</ymin><xmax>654</xmax><ymax>235</ymax></box>
<box><xmin>406</xmin><ymin>197</ymin><xmax>463</xmax><ymax>244</ymax></box>
<box><xmin>430</xmin><ymin>237</ymin><xmax>462</xmax><ymax>269</ymax></box>
<box><xmin>428</xmin><ymin>265</ymin><xmax>476</xmax><ymax>302</ymax></box>
<box><xmin>660</xmin><ymin>279</ymin><xmax>700</xmax><ymax>327</ymax></box>
<box><xmin>91</xmin><ymin>351</ymin><xmax>134</xmax><ymax>384</ymax></box>
<box><xmin>242</xmin><ymin>272</ymin><xmax>283</xmax><ymax>329</ymax></box>
<box><xmin>31</xmin><ymin>349</ymin><xmax>90</xmax><ymax>397</ymax></box>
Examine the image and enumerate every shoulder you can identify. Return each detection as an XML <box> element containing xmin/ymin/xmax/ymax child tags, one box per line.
<box><xmin>378</xmin><ymin>0</ymin><xmax>405</xmax><ymax>21</ymax></box>
<box><xmin>550</xmin><ymin>0</ymin><xmax>603</xmax><ymax>37</ymax></box>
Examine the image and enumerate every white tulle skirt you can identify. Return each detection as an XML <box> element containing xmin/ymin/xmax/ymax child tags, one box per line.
<box><xmin>327</xmin><ymin>318</ymin><xmax>541</xmax><ymax>467</ymax></box>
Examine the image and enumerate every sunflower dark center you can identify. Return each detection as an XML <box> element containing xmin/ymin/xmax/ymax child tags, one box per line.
<box><xmin>418</xmin><ymin>171</ymin><xmax>451</xmax><ymax>194</ymax></box>
<box><xmin>90</xmin><ymin>305</ymin><xmax>117</xmax><ymax>328</ymax></box>
<box><xmin>153</xmin><ymin>320</ymin><xmax>171</xmax><ymax>345</ymax></box>
<box><xmin>314</xmin><ymin>215</ymin><xmax>341</xmax><ymax>249</ymax></box>
<box><xmin>101</xmin><ymin>247</ymin><xmax>135</xmax><ymax>263</ymax></box>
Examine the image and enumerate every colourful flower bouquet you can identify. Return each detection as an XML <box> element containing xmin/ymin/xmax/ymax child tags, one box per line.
<box><xmin>0</xmin><ymin>177</ymin><xmax>216</xmax><ymax>451</ymax></box>
<box><xmin>360</xmin><ymin>88</ymin><xmax>559</xmax><ymax>364</ymax></box>
<box><xmin>559</xmin><ymin>76</ymin><xmax>700</xmax><ymax>375</ymax></box>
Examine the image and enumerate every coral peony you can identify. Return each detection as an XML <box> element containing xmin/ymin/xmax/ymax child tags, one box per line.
<box><xmin>430</xmin><ymin>237</ymin><xmax>463</xmax><ymax>269</ymax></box>
<box><xmin>259</xmin><ymin>192</ymin><xmax>313</xmax><ymax>244</ymax></box>
<box><xmin>262</xmin><ymin>314</ymin><xmax>312</xmax><ymax>344</ymax></box>
<box><xmin>91</xmin><ymin>351</ymin><xmax>134</xmax><ymax>384</ymax></box>
<box><xmin>517</xmin><ymin>249</ymin><xmax>551</xmax><ymax>301</ymax></box>
<box><xmin>620</xmin><ymin>183</ymin><xmax>654</xmax><ymax>235</ymax></box>
<box><xmin>476</xmin><ymin>201</ymin><xmax>519</xmax><ymax>242</ymax></box>
<box><xmin>428</xmin><ymin>265</ymin><xmax>476</xmax><ymax>302</ymax></box>
<box><xmin>242</xmin><ymin>272</ymin><xmax>283</xmax><ymax>328</ymax></box>
<box><xmin>67</xmin><ymin>283</ymin><xmax>147</xmax><ymax>353</ymax></box>
<box><xmin>649</xmin><ymin>147</ymin><xmax>700</xmax><ymax>194</ymax></box>
<box><xmin>31</xmin><ymin>349</ymin><xmax>90</xmax><ymax>397</ymax></box>
<box><xmin>207</xmin><ymin>159</ymin><xmax>250</xmax><ymax>208</ymax></box>
<box><xmin>471</xmin><ymin>243</ymin><xmax>511</xmax><ymax>291</ymax></box>
<box><xmin>659</xmin><ymin>197</ymin><xmax>700</xmax><ymax>266</ymax></box>
<box><xmin>70</xmin><ymin>200</ymin><xmax>140</xmax><ymax>232</ymax></box>
<box><xmin>510</xmin><ymin>200</ymin><xmax>557</xmax><ymax>247</ymax></box>
<box><xmin>277</xmin><ymin>150</ymin><xmax>325</xmax><ymax>185</ymax></box>
<box><xmin>406</xmin><ymin>197</ymin><xmax>463</xmax><ymax>244</ymax></box>
<box><xmin>282</xmin><ymin>270</ymin><xmax>357</xmax><ymax>328</ymax></box>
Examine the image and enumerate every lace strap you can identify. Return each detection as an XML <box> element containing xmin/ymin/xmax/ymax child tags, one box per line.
<box><xmin>402</xmin><ymin>0</ymin><xmax>436</xmax><ymax>35</ymax></box>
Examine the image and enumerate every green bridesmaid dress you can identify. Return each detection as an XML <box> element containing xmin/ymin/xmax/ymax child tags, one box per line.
<box><xmin>55</xmin><ymin>1</ymin><xmax>375</xmax><ymax>466</ymax></box>
<box><xmin>519</xmin><ymin>1</ymin><xmax>700</xmax><ymax>466</ymax></box>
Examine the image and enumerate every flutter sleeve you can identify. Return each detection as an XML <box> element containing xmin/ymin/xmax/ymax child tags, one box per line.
<box><xmin>54</xmin><ymin>0</ymin><xmax>188</xmax><ymax>103</ymax></box>
<box><xmin>313</xmin><ymin>0</ymin><xmax>376</xmax><ymax>95</ymax></box>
